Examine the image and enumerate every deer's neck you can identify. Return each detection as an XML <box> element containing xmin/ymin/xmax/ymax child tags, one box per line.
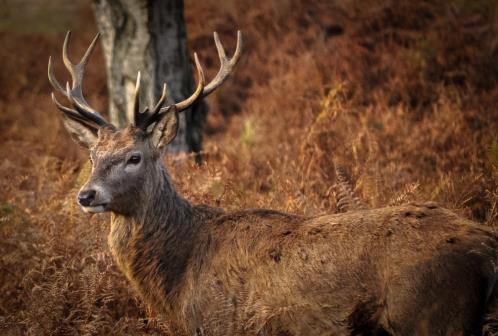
<box><xmin>108</xmin><ymin>165</ymin><xmax>210</xmax><ymax>315</ymax></box>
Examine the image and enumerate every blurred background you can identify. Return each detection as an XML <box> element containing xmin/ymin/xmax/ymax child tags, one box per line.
<box><xmin>0</xmin><ymin>0</ymin><xmax>497</xmax><ymax>334</ymax></box>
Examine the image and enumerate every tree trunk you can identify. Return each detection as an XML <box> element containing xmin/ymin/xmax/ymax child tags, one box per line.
<box><xmin>92</xmin><ymin>0</ymin><xmax>207</xmax><ymax>154</ymax></box>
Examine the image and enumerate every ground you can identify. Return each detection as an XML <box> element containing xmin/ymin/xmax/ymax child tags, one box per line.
<box><xmin>0</xmin><ymin>0</ymin><xmax>497</xmax><ymax>334</ymax></box>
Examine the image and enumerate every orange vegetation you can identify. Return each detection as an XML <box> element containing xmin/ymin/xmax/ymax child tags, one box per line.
<box><xmin>0</xmin><ymin>0</ymin><xmax>497</xmax><ymax>334</ymax></box>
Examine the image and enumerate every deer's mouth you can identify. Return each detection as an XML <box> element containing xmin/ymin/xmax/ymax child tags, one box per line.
<box><xmin>81</xmin><ymin>204</ymin><xmax>108</xmax><ymax>213</ymax></box>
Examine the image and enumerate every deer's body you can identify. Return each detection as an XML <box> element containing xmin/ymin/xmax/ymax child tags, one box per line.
<box><xmin>48</xmin><ymin>31</ymin><xmax>498</xmax><ymax>335</ymax></box>
<box><xmin>108</xmin><ymin>165</ymin><xmax>498</xmax><ymax>335</ymax></box>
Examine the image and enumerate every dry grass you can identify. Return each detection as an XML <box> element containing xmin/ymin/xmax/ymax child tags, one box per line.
<box><xmin>0</xmin><ymin>0</ymin><xmax>497</xmax><ymax>334</ymax></box>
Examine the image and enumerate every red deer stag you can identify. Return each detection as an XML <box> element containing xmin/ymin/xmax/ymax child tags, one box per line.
<box><xmin>48</xmin><ymin>31</ymin><xmax>498</xmax><ymax>336</ymax></box>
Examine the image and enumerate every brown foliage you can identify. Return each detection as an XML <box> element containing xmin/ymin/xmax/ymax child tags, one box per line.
<box><xmin>0</xmin><ymin>0</ymin><xmax>497</xmax><ymax>334</ymax></box>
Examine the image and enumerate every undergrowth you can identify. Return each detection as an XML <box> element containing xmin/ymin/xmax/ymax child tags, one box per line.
<box><xmin>0</xmin><ymin>0</ymin><xmax>497</xmax><ymax>334</ymax></box>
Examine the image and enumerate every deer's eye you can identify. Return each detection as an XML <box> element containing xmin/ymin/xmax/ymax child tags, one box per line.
<box><xmin>127</xmin><ymin>154</ymin><xmax>141</xmax><ymax>165</ymax></box>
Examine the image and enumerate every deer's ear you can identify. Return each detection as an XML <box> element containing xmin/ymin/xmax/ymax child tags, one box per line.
<box><xmin>61</xmin><ymin>115</ymin><xmax>98</xmax><ymax>149</ymax></box>
<box><xmin>150</xmin><ymin>105</ymin><xmax>179</xmax><ymax>149</ymax></box>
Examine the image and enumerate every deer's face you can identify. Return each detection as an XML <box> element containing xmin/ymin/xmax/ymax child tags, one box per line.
<box><xmin>77</xmin><ymin>126</ymin><xmax>159</xmax><ymax>215</ymax></box>
<box><xmin>48</xmin><ymin>31</ymin><xmax>240</xmax><ymax>215</ymax></box>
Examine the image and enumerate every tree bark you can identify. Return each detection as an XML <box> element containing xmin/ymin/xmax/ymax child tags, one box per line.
<box><xmin>92</xmin><ymin>0</ymin><xmax>207</xmax><ymax>154</ymax></box>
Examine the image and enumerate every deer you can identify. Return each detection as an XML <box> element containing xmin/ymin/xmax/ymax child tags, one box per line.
<box><xmin>47</xmin><ymin>31</ymin><xmax>498</xmax><ymax>336</ymax></box>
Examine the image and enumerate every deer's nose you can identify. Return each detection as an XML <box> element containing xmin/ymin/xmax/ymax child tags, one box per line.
<box><xmin>78</xmin><ymin>189</ymin><xmax>96</xmax><ymax>207</ymax></box>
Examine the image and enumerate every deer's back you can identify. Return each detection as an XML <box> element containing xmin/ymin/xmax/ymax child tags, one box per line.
<box><xmin>180</xmin><ymin>202</ymin><xmax>498</xmax><ymax>335</ymax></box>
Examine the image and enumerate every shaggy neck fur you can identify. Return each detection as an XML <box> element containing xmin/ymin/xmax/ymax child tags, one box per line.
<box><xmin>108</xmin><ymin>162</ymin><xmax>212</xmax><ymax>317</ymax></box>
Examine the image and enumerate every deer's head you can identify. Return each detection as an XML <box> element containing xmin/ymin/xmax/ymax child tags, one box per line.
<box><xmin>48</xmin><ymin>31</ymin><xmax>241</xmax><ymax>215</ymax></box>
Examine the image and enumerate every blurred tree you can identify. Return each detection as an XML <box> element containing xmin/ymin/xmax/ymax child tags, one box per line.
<box><xmin>92</xmin><ymin>0</ymin><xmax>207</xmax><ymax>154</ymax></box>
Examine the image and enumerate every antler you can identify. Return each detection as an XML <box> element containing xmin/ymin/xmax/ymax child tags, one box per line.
<box><xmin>133</xmin><ymin>53</ymin><xmax>205</xmax><ymax>129</ymax></box>
<box><xmin>48</xmin><ymin>31</ymin><xmax>111</xmax><ymax>128</ymax></box>
<box><xmin>200</xmin><ymin>30</ymin><xmax>243</xmax><ymax>98</ymax></box>
<box><xmin>134</xmin><ymin>31</ymin><xmax>242</xmax><ymax>130</ymax></box>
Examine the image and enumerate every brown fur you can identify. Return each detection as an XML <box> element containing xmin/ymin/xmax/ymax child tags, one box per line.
<box><xmin>75</xmin><ymin>126</ymin><xmax>498</xmax><ymax>336</ymax></box>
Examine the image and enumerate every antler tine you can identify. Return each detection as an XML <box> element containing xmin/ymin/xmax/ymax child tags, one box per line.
<box><xmin>134</xmin><ymin>80</ymin><xmax>169</xmax><ymax>128</ymax></box>
<box><xmin>48</xmin><ymin>31</ymin><xmax>110</xmax><ymax>127</ymax></box>
<box><xmin>51</xmin><ymin>92</ymin><xmax>86</xmax><ymax>122</ymax></box>
<box><xmin>65</xmin><ymin>82</ymin><xmax>109</xmax><ymax>127</ymax></box>
<box><xmin>79</xmin><ymin>32</ymin><xmax>100</xmax><ymax>68</ymax></box>
<box><xmin>133</xmin><ymin>71</ymin><xmax>142</xmax><ymax>126</ymax></box>
<box><xmin>162</xmin><ymin>52</ymin><xmax>205</xmax><ymax>113</ymax></box>
<box><xmin>152</xmin><ymin>83</ymin><xmax>168</xmax><ymax>114</ymax></box>
<box><xmin>48</xmin><ymin>56</ymin><xmax>66</xmax><ymax>94</ymax></box>
<box><xmin>51</xmin><ymin>93</ymin><xmax>99</xmax><ymax>133</ymax></box>
<box><xmin>201</xmin><ymin>30</ymin><xmax>242</xmax><ymax>98</ymax></box>
<box><xmin>62</xmin><ymin>31</ymin><xmax>102</xmax><ymax>115</ymax></box>
<box><xmin>62</xmin><ymin>32</ymin><xmax>99</xmax><ymax>89</ymax></box>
